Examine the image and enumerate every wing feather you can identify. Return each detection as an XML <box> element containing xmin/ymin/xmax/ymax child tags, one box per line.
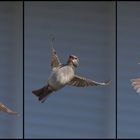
<box><xmin>0</xmin><ymin>102</ymin><xmax>19</xmax><ymax>116</ymax></box>
<box><xmin>49</xmin><ymin>35</ymin><xmax>61</xmax><ymax>70</ymax></box>
<box><xmin>68</xmin><ymin>75</ymin><xmax>110</xmax><ymax>87</ymax></box>
<box><xmin>131</xmin><ymin>78</ymin><xmax>140</xmax><ymax>94</ymax></box>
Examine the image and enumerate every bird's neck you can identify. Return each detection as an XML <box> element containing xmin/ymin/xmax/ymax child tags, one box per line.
<box><xmin>67</xmin><ymin>61</ymin><xmax>76</xmax><ymax>69</ymax></box>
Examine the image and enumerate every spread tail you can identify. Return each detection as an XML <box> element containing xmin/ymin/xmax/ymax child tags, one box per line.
<box><xmin>32</xmin><ymin>85</ymin><xmax>53</xmax><ymax>103</ymax></box>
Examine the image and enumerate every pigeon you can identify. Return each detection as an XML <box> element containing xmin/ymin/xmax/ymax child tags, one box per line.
<box><xmin>0</xmin><ymin>102</ymin><xmax>19</xmax><ymax>116</ymax></box>
<box><xmin>32</xmin><ymin>36</ymin><xmax>111</xmax><ymax>103</ymax></box>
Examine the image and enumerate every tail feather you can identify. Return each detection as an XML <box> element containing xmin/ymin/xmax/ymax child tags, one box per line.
<box><xmin>32</xmin><ymin>87</ymin><xmax>44</xmax><ymax>97</ymax></box>
<box><xmin>32</xmin><ymin>85</ymin><xmax>53</xmax><ymax>103</ymax></box>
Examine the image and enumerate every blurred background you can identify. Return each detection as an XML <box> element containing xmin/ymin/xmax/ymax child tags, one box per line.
<box><xmin>117</xmin><ymin>2</ymin><xmax>140</xmax><ymax>138</ymax></box>
<box><xmin>0</xmin><ymin>2</ymin><xmax>23</xmax><ymax>139</ymax></box>
<box><xmin>25</xmin><ymin>1</ymin><xmax>115</xmax><ymax>138</ymax></box>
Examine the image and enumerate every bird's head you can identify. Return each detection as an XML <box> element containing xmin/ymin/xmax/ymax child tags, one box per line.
<box><xmin>68</xmin><ymin>55</ymin><xmax>79</xmax><ymax>67</ymax></box>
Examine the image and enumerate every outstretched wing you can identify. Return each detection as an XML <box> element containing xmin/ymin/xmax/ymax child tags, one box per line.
<box><xmin>49</xmin><ymin>35</ymin><xmax>61</xmax><ymax>70</ymax></box>
<box><xmin>0</xmin><ymin>102</ymin><xmax>19</xmax><ymax>116</ymax></box>
<box><xmin>68</xmin><ymin>75</ymin><xmax>111</xmax><ymax>87</ymax></box>
<box><xmin>131</xmin><ymin>78</ymin><xmax>140</xmax><ymax>94</ymax></box>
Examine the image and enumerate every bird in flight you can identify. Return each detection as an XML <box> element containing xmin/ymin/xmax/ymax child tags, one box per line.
<box><xmin>0</xmin><ymin>102</ymin><xmax>19</xmax><ymax>116</ymax></box>
<box><xmin>131</xmin><ymin>63</ymin><xmax>140</xmax><ymax>94</ymax></box>
<box><xmin>32</xmin><ymin>35</ymin><xmax>111</xmax><ymax>103</ymax></box>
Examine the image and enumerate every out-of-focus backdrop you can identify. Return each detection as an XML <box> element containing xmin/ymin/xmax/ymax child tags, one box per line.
<box><xmin>0</xmin><ymin>2</ymin><xmax>23</xmax><ymax>139</ymax></box>
<box><xmin>25</xmin><ymin>2</ymin><xmax>115</xmax><ymax>138</ymax></box>
<box><xmin>117</xmin><ymin>2</ymin><xmax>140</xmax><ymax>138</ymax></box>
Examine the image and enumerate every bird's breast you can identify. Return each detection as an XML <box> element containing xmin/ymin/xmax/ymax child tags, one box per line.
<box><xmin>48</xmin><ymin>66</ymin><xmax>74</xmax><ymax>90</ymax></box>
